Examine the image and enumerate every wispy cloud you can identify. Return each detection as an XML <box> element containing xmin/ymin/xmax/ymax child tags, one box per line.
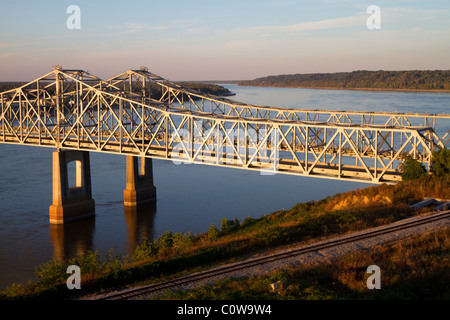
<box><xmin>112</xmin><ymin>23</ymin><xmax>168</xmax><ymax>35</ymax></box>
<box><xmin>110</xmin><ymin>19</ymin><xmax>202</xmax><ymax>35</ymax></box>
<box><xmin>230</xmin><ymin>14</ymin><xmax>366</xmax><ymax>36</ymax></box>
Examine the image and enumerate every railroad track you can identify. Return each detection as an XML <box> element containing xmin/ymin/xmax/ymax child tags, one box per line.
<box><xmin>94</xmin><ymin>210</ymin><xmax>450</xmax><ymax>300</ymax></box>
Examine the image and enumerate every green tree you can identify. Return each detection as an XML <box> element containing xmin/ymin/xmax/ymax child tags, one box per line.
<box><xmin>208</xmin><ymin>224</ymin><xmax>220</xmax><ymax>241</ymax></box>
<box><xmin>431</xmin><ymin>148</ymin><xmax>450</xmax><ymax>178</ymax></box>
<box><xmin>157</xmin><ymin>231</ymin><xmax>175</xmax><ymax>249</ymax></box>
<box><xmin>221</xmin><ymin>217</ymin><xmax>230</xmax><ymax>234</ymax></box>
<box><xmin>399</xmin><ymin>155</ymin><xmax>427</xmax><ymax>181</ymax></box>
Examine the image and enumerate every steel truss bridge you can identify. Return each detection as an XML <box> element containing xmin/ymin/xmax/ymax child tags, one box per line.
<box><xmin>1</xmin><ymin>67</ymin><xmax>449</xmax><ymax>184</ymax></box>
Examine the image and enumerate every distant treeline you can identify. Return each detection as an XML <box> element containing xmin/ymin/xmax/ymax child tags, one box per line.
<box><xmin>0</xmin><ymin>81</ymin><xmax>234</xmax><ymax>98</ymax></box>
<box><xmin>238</xmin><ymin>70</ymin><xmax>450</xmax><ymax>91</ymax></box>
<box><xmin>176</xmin><ymin>82</ymin><xmax>235</xmax><ymax>96</ymax></box>
<box><xmin>0</xmin><ymin>82</ymin><xmax>27</xmax><ymax>92</ymax></box>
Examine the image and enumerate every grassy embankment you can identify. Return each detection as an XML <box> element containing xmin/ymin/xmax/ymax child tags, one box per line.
<box><xmin>158</xmin><ymin>227</ymin><xmax>449</xmax><ymax>300</ymax></box>
<box><xmin>1</xmin><ymin>171</ymin><xmax>448</xmax><ymax>300</ymax></box>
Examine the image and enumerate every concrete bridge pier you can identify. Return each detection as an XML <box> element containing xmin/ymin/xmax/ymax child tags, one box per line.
<box><xmin>123</xmin><ymin>156</ymin><xmax>157</xmax><ymax>207</ymax></box>
<box><xmin>49</xmin><ymin>150</ymin><xmax>95</xmax><ymax>224</ymax></box>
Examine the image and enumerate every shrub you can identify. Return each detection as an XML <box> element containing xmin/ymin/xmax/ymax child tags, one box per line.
<box><xmin>431</xmin><ymin>148</ymin><xmax>450</xmax><ymax>178</ymax></box>
<box><xmin>220</xmin><ymin>217</ymin><xmax>240</xmax><ymax>234</ymax></box>
<box><xmin>1</xmin><ymin>283</ymin><xmax>30</xmax><ymax>299</ymax></box>
<box><xmin>103</xmin><ymin>249</ymin><xmax>125</xmax><ymax>277</ymax></box>
<box><xmin>241</xmin><ymin>216</ymin><xmax>256</xmax><ymax>227</ymax></box>
<box><xmin>157</xmin><ymin>231</ymin><xmax>176</xmax><ymax>250</ymax></box>
<box><xmin>221</xmin><ymin>218</ymin><xmax>230</xmax><ymax>234</ymax></box>
<box><xmin>255</xmin><ymin>226</ymin><xmax>288</xmax><ymax>245</ymax></box>
<box><xmin>399</xmin><ymin>155</ymin><xmax>427</xmax><ymax>181</ymax></box>
<box><xmin>208</xmin><ymin>224</ymin><xmax>220</xmax><ymax>241</ymax></box>
<box><xmin>34</xmin><ymin>259</ymin><xmax>67</xmax><ymax>290</ymax></box>
<box><xmin>69</xmin><ymin>250</ymin><xmax>102</xmax><ymax>276</ymax></box>
<box><xmin>131</xmin><ymin>239</ymin><xmax>158</xmax><ymax>262</ymax></box>
<box><xmin>172</xmin><ymin>232</ymin><xmax>193</xmax><ymax>252</ymax></box>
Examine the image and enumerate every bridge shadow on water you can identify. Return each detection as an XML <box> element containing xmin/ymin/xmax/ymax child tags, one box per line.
<box><xmin>48</xmin><ymin>203</ymin><xmax>156</xmax><ymax>262</ymax></box>
<box><xmin>49</xmin><ymin>218</ymin><xmax>95</xmax><ymax>261</ymax></box>
<box><xmin>123</xmin><ymin>202</ymin><xmax>157</xmax><ymax>254</ymax></box>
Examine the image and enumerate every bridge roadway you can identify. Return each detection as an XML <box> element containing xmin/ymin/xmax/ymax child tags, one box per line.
<box><xmin>0</xmin><ymin>122</ymin><xmax>436</xmax><ymax>184</ymax></box>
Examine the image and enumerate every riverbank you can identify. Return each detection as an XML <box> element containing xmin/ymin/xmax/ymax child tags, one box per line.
<box><xmin>1</xmin><ymin>173</ymin><xmax>448</xmax><ymax>300</ymax></box>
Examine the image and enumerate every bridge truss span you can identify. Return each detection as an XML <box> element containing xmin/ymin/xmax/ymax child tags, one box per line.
<box><xmin>110</xmin><ymin>69</ymin><xmax>450</xmax><ymax>132</ymax></box>
<box><xmin>1</xmin><ymin>67</ymin><xmax>449</xmax><ymax>184</ymax></box>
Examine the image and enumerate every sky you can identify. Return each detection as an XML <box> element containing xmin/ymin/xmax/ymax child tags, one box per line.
<box><xmin>0</xmin><ymin>0</ymin><xmax>449</xmax><ymax>81</ymax></box>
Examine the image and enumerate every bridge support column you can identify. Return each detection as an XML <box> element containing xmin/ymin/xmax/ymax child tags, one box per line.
<box><xmin>124</xmin><ymin>156</ymin><xmax>156</xmax><ymax>207</ymax></box>
<box><xmin>49</xmin><ymin>150</ymin><xmax>95</xmax><ymax>224</ymax></box>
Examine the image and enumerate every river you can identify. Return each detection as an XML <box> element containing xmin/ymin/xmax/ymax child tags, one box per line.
<box><xmin>0</xmin><ymin>84</ymin><xmax>449</xmax><ymax>290</ymax></box>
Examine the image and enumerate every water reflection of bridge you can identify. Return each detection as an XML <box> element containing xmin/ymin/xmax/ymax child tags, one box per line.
<box><xmin>50</xmin><ymin>203</ymin><xmax>156</xmax><ymax>261</ymax></box>
<box><xmin>1</xmin><ymin>67</ymin><xmax>449</xmax><ymax>224</ymax></box>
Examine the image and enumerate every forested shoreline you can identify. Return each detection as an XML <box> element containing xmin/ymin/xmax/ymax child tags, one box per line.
<box><xmin>0</xmin><ymin>81</ymin><xmax>234</xmax><ymax>97</ymax></box>
<box><xmin>239</xmin><ymin>70</ymin><xmax>450</xmax><ymax>91</ymax></box>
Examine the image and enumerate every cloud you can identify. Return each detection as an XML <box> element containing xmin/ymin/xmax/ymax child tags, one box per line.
<box><xmin>111</xmin><ymin>19</ymin><xmax>201</xmax><ymax>35</ymax></box>
<box><xmin>230</xmin><ymin>14</ymin><xmax>366</xmax><ymax>36</ymax></box>
<box><xmin>0</xmin><ymin>42</ymin><xmax>34</xmax><ymax>49</ymax></box>
<box><xmin>112</xmin><ymin>23</ymin><xmax>168</xmax><ymax>34</ymax></box>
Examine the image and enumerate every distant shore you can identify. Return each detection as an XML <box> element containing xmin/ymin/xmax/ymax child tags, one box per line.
<box><xmin>237</xmin><ymin>84</ymin><xmax>450</xmax><ymax>93</ymax></box>
<box><xmin>236</xmin><ymin>70</ymin><xmax>450</xmax><ymax>93</ymax></box>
